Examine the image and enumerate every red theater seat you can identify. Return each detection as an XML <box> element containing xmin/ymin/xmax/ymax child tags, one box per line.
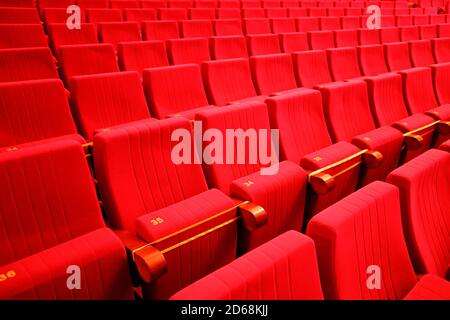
<box><xmin>308</xmin><ymin>31</ymin><xmax>335</xmax><ymax>50</ymax></box>
<box><xmin>213</xmin><ymin>19</ymin><xmax>243</xmax><ymax>36</ymax></box>
<box><xmin>387</xmin><ymin>149</ymin><xmax>450</xmax><ymax>280</ymax></box>
<box><xmin>250</xmin><ymin>53</ymin><xmax>299</xmax><ymax>95</ymax></box>
<box><xmin>189</xmin><ymin>8</ymin><xmax>215</xmax><ymax>19</ymax></box>
<box><xmin>86</xmin><ymin>9</ymin><xmax>123</xmax><ymax>23</ymax></box>
<box><xmin>93</xmin><ymin>118</ymin><xmax>237</xmax><ymax>299</ymax></box>
<box><xmin>432</xmin><ymin>38</ymin><xmax>450</xmax><ymax>63</ymax></box>
<box><xmin>0</xmin><ymin>7</ymin><xmax>41</xmax><ymax>24</ymax></box>
<box><xmin>341</xmin><ymin>16</ymin><xmax>361</xmax><ymax>30</ymax></box>
<box><xmin>242</xmin><ymin>8</ymin><xmax>265</xmax><ymax>18</ymax></box>
<box><xmin>384</xmin><ymin>42</ymin><xmax>412</xmax><ymax>71</ymax></box>
<box><xmin>0</xmin><ymin>47</ymin><xmax>59</xmax><ymax>83</ymax></box>
<box><xmin>78</xmin><ymin>0</ymin><xmax>109</xmax><ymax>8</ymax></box>
<box><xmin>267</xmin><ymin>89</ymin><xmax>361</xmax><ymax>217</ymax></box>
<box><xmin>247</xmin><ymin>34</ymin><xmax>281</xmax><ymax>56</ymax></box>
<box><xmin>437</xmin><ymin>24</ymin><xmax>450</xmax><ymax>38</ymax></box>
<box><xmin>0</xmin><ymin>79</ymin><xmax>83</xmax><ymax>150</ymax></box>
<box><xmin>158</xmin><ymin>8</ymin><xmax>188</xmax><ymax>20</ymax></box>
<box><xmin>358</xmin><ymin>44</ymin><xmax>389</xmax><ymax>76</ymax></box>
<box><xmin>296</xmin><ymin>17</ymin><xmax>320</xmax><ymax>32</ymax></box>
<box><xmin>419</xmin><ymin>25</ymin><xmax>437</xmax><ymax>40</ymax></box>
<box><xmin>171</xmin><ymin>231</ymin><xmax>324</xmax><ymax>300</ymax></box>
<box><xmin>0</xmin><ymin>24</ymin><xmax>48</xmax><ymax>49</ymax></box>
<box><xmin>327</xmin><ymin>47</ymin><xmax>361</xmax><ymax>81</ymax></box>
<box><xmin>47</xmin><ymin>23</ymin><xmax>98</xmax><ymax>53</ymax></box>
<box><xmin>400</xmin><ymin>26</ymin><xmax>420</xmax><ymax>42</ymax></box>
<box><xmin>69</xmin><ymin>71</ymin><xmax>152</xmax><ymax>140</ymax></box>
<box><xmin>118</xmin><ymin>41</ymin><xmax>169</xmax><ymax>76</ymax></box>
<box><xmin>396</xmin><ymin>15</ymin><xmax>413</xmax><ymax>27</ymax></box>
<box><xmin>243</xmin><ymin>18</ymin><xmax>271</xmax><ymax>34</ymax></box>
<box><xmin>279</xmin><ymin>32</ymin><xmax>309</xmax><ymax>53</ymax></box>
<box><xmin>320</xmin><ymin>17</ymin><xmax>341</xmax><ymax>31</ymax></box>
<box><xmin>98</xmin><ymin>22</ymin><xmax>142</xmax><ymax>53</ymax></box>
<box><xmin>142</xmin><ymin>21</ymin><xmax>179</xmax><ymax>41</ymax></box>
<box><xmin>270</xmin><ymin>17</ymin><xmax>297</xmax><ymax>33</ymax></box>
<box><xmin>307</xmin><ymin>181</ymin><xmax>450</xmax><ymax>300</ymax></box>
<box><xmin>210</xmin><ymin>36</ymin><xmax>248</xmax><ymax>59</ymax></box>
<box><xmin>140</xmin><ymin>0</ymin><xmax>166</xmax><ymax>8</ymax></box>
<box><xmin>432</xmin><ymin>63</ymin><xmax>450</xmax><ymax>105</ymax></box>
<box><xmin>0</xmin><ymin>140</ymin><xmax>134</xmax><ymax>299</ymax></box>
<box><xmin>143</xmin><ymin>64</ymin><xmax>215</xmax><ymax>119</ymax></box>
<box><xmin>167</xmin><ymin>38</ymin><xmax>211</xmax><ymax>65</ymax></box>
<box><xmin>216</xmin><ymin>8</ymin><xmax>241</xmax><ymax>19</ymax></box>
<box><xmin>358</xmin><ymin>29</ymin><xmax>380</xmax><ymax>46</ymax></box>
<box><xmin>380</xmin><ymin>27</ymin><xmax>400</xmax><ymax>43</ymax></box>
<box><xmin>196</xmin><ymin>103</ymin><xmax>307</xmax><ymax>251</ymax></box>
<box><xmin>334</xmin><ymin>29</ymin><xmax>358</xmax><ymax>47</ymax></box>
<box><xmin>0</xmin><ymin>0</ymin><xmax>34</xmax><ymax>7</ymax></box>
<box><xmin>318</xmin><ymin>81</ymin><xmax>403</xmax><ymax>184</ymax></box>
<box><xmin>292</xmin><ymin>50</ymin><xmax>332</xmax><ymax>88</ymax></box>
<box><xmin>43</xmin><ymin>8</ymin><xmax>86</xmax><ymax>25</ymax></box>
<box><xmin>58</xmin><ymin>43</ymin><xmax>119</xmax><ymax>85</ymax></box>
<box><xmin>180</xmin><ymin>20</ymin><xmax>214</xmax><ymax>38</ymax></box>
<box><xmin>265</xmin><ymin>8</ymin><xmax>287</xmax><ymax>18</ymax></box>
<box><xmin>168</xmin><ymin>0</ymin><xmax>193</xmax><ymax>8</ymax></box>
<box><xmin>123</xmin><ymin>8</ymin><xmax>157</xmax><ymax>22</ymax></box>
<box><xmin>110</xmin><ymin>0</ymin><xmax>139</xmax><ymax>8</ymax></box>
<box><xmin>409</xmin><ymin>40</ymin><xmax>435</xmax><ymax>67</ymax></box>
<box><xmin>288</xmin><ymin>8</ymin><xmax>307</xmax><ymax>17</ymax></box>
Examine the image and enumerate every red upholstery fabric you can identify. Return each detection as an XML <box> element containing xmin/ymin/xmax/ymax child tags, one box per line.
<box><xmin>334</xmin><ymin>29</ymin><xmax>358</xmax><ymax>47</ymax></box>
<box><xmin>0</xmin><ymin>140</ymin><xmax>133</xmax><ymax>299</ymax></box>
<box><xmin>400</xmin><ymin>26</ymin><xmax>420</xmax><ymax>42</ymax></box>
<box><xmin>270</xmin><ymin>17</ymin><xmax>296</xmax><ymax>33</ymax></box>
<box><xmin>292</xmin><ymin>50</ymin><xmax>332</xmax><ymax>88</ymax></box>
<box><xmin>0</xmin><ymin>79</ymin><xmax>82</xmax><ymax>148</ymax></box>
<box><xmin>358</xmin><ymin>29</ymin><xmax>380</xmax><ymax>45</ymax></box>
<box><xmin>180</xmin><ymin>20</ymin><xmax>213</xmax><ymax>38</ymax></box>
<box><xmin>247</xmin><ymin>34</ymin><xmax>282</xmax><ymax>56</ymax></box>
<box><xmin>243</xmin><ymin>18</ymin><xmax>271</xmax><ymax>34</ymax></box>
<box><xmin>0</xmin><ymin>24</ymin><xmax>48</xmax><ymax>49</ymax></box>
<box><xmin>123</xmin><ymin>8</ymin><xmax>157</xmax><ymax>22</ymax></box>
<box><xmin>307</xmin><ymin>182</ymin><xmax>419</xmax><ymax>300</ymax></box>
<box><xmin>279</xmin><ymin>32</ymin><xmax>309</xmax><ymax>53</ymax></box>
<box><xmin>170</xmin><ymin>231</ymin><xmax>324</xmax><ymax>300</ymax></box>
<box><xmin>69</xmin><ymin>71</ymin><xmax>152</xmax><ymax>140</ymax></box>
<box><xmin>419</xmin><ymin>25</ymin><xmax>437</xmax><ymax>40</ymax></box>
<box><xmin>212</xmin><ymin>19</ymin><xmax>243</xmax><ymax>35</ymax></box>
<box><xmin>320</xmin><ymin>17</ymin><xmax>341</xmax><ymax>31</ymax></box>
<box><xmin>387</xmin><ymin>149</ymin><xmax>450</xmax><ymax>279</ymax></box>
<box><xmin>0</xmin><ymin>47</ymin><xmax>58</xmax><ymax>83</ymax></box>
<box><xmin>403</xmin><ymin>275</ymin><xmax>450</xmax><ymax>300</ymax></box>
<box><xmin>327</xmin><ymin>47</ymin><xmax>361</xmax><ymax>81</ymax></box>
<box><xmin>384</xmin><ymin>42</ymin><xmax>412</xmax><ymax>71</ymax></box>
<box><xmin>98</xmin><ymin>22</ymin><xmax>142</xmax><ymax>52</ymax></box>
<box><xmin>167</xmin><ymin>38</ymin><xmax>211</xmax><ymax>65</ymax></box>
<box><xmin>86</xmin><ymin>9</ymin><xmax>123</xmax><ymax>23</ymax></box>
<box><xmin>110</xmin><ymin>0</ymin><xmax>139</xmax><ymax>8</ymax></box>
<box><xmin>432</xmin><ymin>63</ymin><xmax>450</xmax><ymax>105</ymax></box>
<box><xmin>0</xmin><ymin>0</ymin><xmax>34</xmax><ymax>7</ymax></box>
<box><xmin>308</xmin><ymin>31</ymin><xmax>335</xmax><ymax>50</ymax></box>
<box><xmin>143</xmin><ymin>64</ymin><xmax>214</xmax><ymax>119</ymax></box>
<box><xmin>396</xmin><ymin>15</ymin><xmax>413</xmax><ymax>27</ymax></box>
<box><xmin>409</xmin><ymin>40</ymin><xmax>435</xmax><ymax>67</ymax></box>
<box><xmin>358</xmin><ymin>45</ymin><xmax>389</xmax><ymax>76</ymax></box>
<box><xmin>432</xmin><ymin>38</ymin><xmax>450</xmax><ymax>63</ymax></box>
<box><xmin>118</xmin><ymin>41</ymin><xmax>169</xmax><ymax>76</ymax></box>
<box><xmin>0</xmin><ymin>7</ymin><xmax>41</xmax><ymax>24</ymax></box>
<box><xmin>58</xmin><ymin>44</ymin><xmax>119</xmax><ymax>84</ymax></box>
<box><xmin>189</xmin><ymin>8</ymin><xmax>215</xmax><ymax>20</ymax></box>
<box><xmin>341</xmin><ymin>16</ymin><xmax>361</xmax><ymax>30</ymax></box>
<box><xmin>216</xmin><ymin>9</ymin><xmax>241</xmax><ymax>19</ymax></box>
<box><xmin>202</xmin><ymin>58</ymin><xmax>264</xmax><ymax>105</ymax></box>
<box><xmin>297</xmin><ymin>17</ymin><xmax>320</xmax><ymax>32</ymax></box>
<box><xmin>242</xmin><ymin>8</ymin><xmax>265</xmax><ymax>19</ymax></box>
<box><xmin>43</xmin><ymin>8</ymin><xmax>86</xmax><ymax>24</ymax></box>
<box><xmin>440</xmin><ymin>139</ymin><xmax>450</xmax><ymax>152</ymax></box>
<box><xmin>47</xmin><ymin>23</ymin><xmax>98</xmax><ymax>53</ymax></box>
<box><xmin>380</xmin><ymin>27</ymin><xmax>400</xmax><ymax>43</ymax></box>
<box><xmin>210</xmin><ymin>36</ymin><xmax>248</xmax><ymax>59</ymax></box>
<box><xmin>77</xmin><ymin>0</ymin><xmax>108</xmax><ymax>8</ymax></box>
<box><xmin>142</xmin><ymin>20</ymin><xmax>180</xmax><ymax>41</ymax></box>
<box><xmin>250</xmin><ymin>53</ymin><xmax>299</xmax><ymax>95</ymax></box>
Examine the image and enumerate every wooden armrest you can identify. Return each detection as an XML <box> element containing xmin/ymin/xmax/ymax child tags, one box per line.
<box><xmin>238</xmin><ymin>202</ymin><xmax>267</xmax><ymax>231</ymax></box>
<box><xmin>362</xmin><ymin>150</ymin><xmax>384</xmax><ymax>169</ymax></box>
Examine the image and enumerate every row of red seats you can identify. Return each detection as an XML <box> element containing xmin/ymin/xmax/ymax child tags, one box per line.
<box><xmin>1</xmin><ymin>118</ymin><xmax>448</xmax><ymax>299</ymax></box>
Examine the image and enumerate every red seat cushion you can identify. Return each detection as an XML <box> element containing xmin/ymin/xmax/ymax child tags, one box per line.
<box><xmin>403</xmin><ymin>275</ymin><xmax>450</xmax><ymax>300</ymax></box>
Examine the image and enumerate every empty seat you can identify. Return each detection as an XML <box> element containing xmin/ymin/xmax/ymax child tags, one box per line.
<box><xmin>400</xmin><ymin>26</ymin><xmax>420</xmax><ymax>42</ymax></box>
<box><xmin>0</xmin><ymin>7</ymin><xmax>41</xmax><ymax>24</ymax></box>
<box><xmin>77</xmin><ymin>0</ymin><xmax>109</xmax><ymax>7</ymax></box>
<box><xmin>320</xmin><ymin>17</ymin><xmax>341</xmax><ymax>31</ymax></box>
<box><xmin>432</xmin><ymin>38</ymin><xmax>450</xmax><ymax>63</ymax></box>
<box><xmin>440</xmin><ymin>139</ymin><xmax>450</xmax><ymax>152</ymax></box>
<box><xmin>241</xmin><ymin>0</ymin><xmax>262</xmax><ymax>8</ymax></box>
<box><xmin>86</xmin><ymin>9</ymin><xmax>123</xmax><ymax>23</ymax></box>
<box><xmin>110</xmin><ymin>0</ymin><xmax>139</xmax><ymax>8</ymax></box>
<box><xmin>414</xmin><ymin>15</ymin><xmax>429</xmax><ymax>26</ymax></box>
<box><xmin>381</xmin><ymin>15</ymin><xmax>396</xmax><ymax>28</ymax></box>
<box><xmin>419</xmin><ymin>25</ymin><xmax>437</xmax><ymax>40</ymax></box>
<box><xmin>307</xmin><ymin>181</ymin><xmax>450</xmax><ymax>300</ymax></box>
<box><xmin>195</xmin><ymin>103</ymin><xmax>307</xmax><ymax>251</ymax></box>
<box><xmin>358</xmin><ymin>29</ymin><xmax>380</xmax><ymax>45</ymax></box>
<box><xmin>365</xmin><ymin>73</ymin><xmax>436</xmax><ymax>160</ymax></box>
<box><xmin>93</xmin><ymin>118</ymin><xmax>237</xmax><ymax>299</ymax></box>
<box><xmin>387</xmin><ymin>150</ymin><xmax>450</xmax><ymax>279</ymax></box>
<box><xmin>0</xmin><ymin>140</ymin><xmax>134</xmax><ymax>299</ymax></box>
<box><xmin>118</xmin><ymin>41</ymin><xmax>169</xmax><ymax>76</ymax></box>
<box><xmin>279</xmin><ymin>32</ymin><xmax>309</xmax><ymax>53</ymax></box>
<box><xmin>287</xmin><ymin>7</ymin><xmax>307</xmax><ymax>17</ymax></box>
<box><xmin>265</xmin><ymin>8</ymin><xmax>287</xmax><ymax>18</ymax></box>
<box><xmin>218</xmin><ymin>0</ymin><xmax>239</xmax><ymax>8</ymax></box>
<box><xmin>0</xmin><ymin>24</ymin><xmax>48</xmax><ymax>49</ymax></box>
<box><xmin>266</xmin><ymin>89</ymin><xmax>362</xmax><ymax>217</ymax></box>
<box><xmin>309</xmin><ymin>7</ymin><xmax>327</xmax><ymax>17</ymax></box>
<box><xmin>243</xmin><ymin>18</ymin><xmax>271</xmax><ymax>34</ymax></box>
<box><xmin>437</xmin><ymin>24</ymin><xmax>450</xmax><ymax>38</ymax></box>
<box><xmin>47</xmin><ymin>23</ymin><xmax>98</xmax><ymax>53</ymax></box>
<box><xmin>409</xmin><ymin>40</ymin><xmax>435</xmax><ymax>67</ymax></box>
<box><xmin>308</xmin><ymin>31</ymin><xmax>335</xmax><ymax>50</ymax></box>
<box><xmin>69</xmin><ymin>72</ymin><xmax>152</xmax><ymax>139</ymax></box>
<box><xmin>123</xmin><ymin>8</ymin><xmax>157</xmax><ymax>22</ymax></box>
<box><xmin>189</xmin><ymin>8</ymin><xmax>215</xmax><ymax>19</ymax></box>
<box><xmin>345</xmin><ymin>7</ymin><xmax>362</xmax><ymax>15</ymax></box>
<box><xmin>142</xmin><ymin>20</ymin><xmax>179</xmax><ymax>41</ymax></box>
<box><xmin>380</xmin><ymin>27</ymin><xmax>400</xmax><ymax>43</ymax></box>
<box><xmin>58</xmin><ymin>43</ymin><xmax>119</xmax><ymax>84</ymax></box>
<box><xmin>327</xmin><ymin>47</ymin><xmax>361</xmax><ymax>81</ymax></box>
<box><xmin>334</xmin><ymin>29</ymin><xmax>358</xmax><ymax>47</ymax></box>
<box><xmin>180</xmin><ymin>20</ymin><xmax>214</xmax><ymax>38</ymax></box>
<box><xmin>430</xmin><ymin>15</ymin><xmax>446</xmax><ymax>25</ymax></box>
<box><xmin>213</xmin><ymin>19</ymin><xmax>243</xmax><ymax>36</ymax></box>
<box><xmin>43</xmin><ymin>8</ymin><xmax>86</xmax><ymax>24</ymax></box>
<box><xmin>242</xmin><ymin>8</ymin><xmax>265</xmax><ymax>18</ymax></box>
<box><xmin>167</xmin><ymin>38</ymin><xmax>211</xmax><ymax>65</ymax></box>
<box><xmin>168</xmin><ymin>0</ymin><xmax>193</xmax><ymax>8</ymax></box>
<box><xmin>140</xmin><ymin>0</ymin><xmax>167</xmax><ymax>8</ymax></box>
<box><xmin>327</xmin><ymin>8</ymin><xmax>345</xmax><ymax>17</ymax></box>
<box><xmin>158</xmin><ymin>8</ymin><xmax>187</xmax><ymax>20</ymax></box>
<box><xmin>296</xmin><ymin>17</ymin><xmax>320</xmax><ymax>32</ymax></box>
<box><xmin>0</xmin><ymin>0</ymin><xmax>34</xmax><ymax>7</ymax></box>
<box><xmin>384</xmin><ymin>42</ymin><xmax>412</xmax><ymax>71</ymax></box>
<box><xmin>432</xmin><ymin>63</ymin><xmax>450</xmax><ymax>105</ymax></box>
<box><xmin>292</xmin><ymin>50</ymin><xmax>332</xmax><ymax>88</ymax></box>
<box><xmin>270</xmin><ymin>18</ymin><xmax>297</xmax><ymax>33</ymax></box>
<box><xmin>210</xmin><ymin>35</ymin><xmax>248</xmax><ymax>59</ymax></box>
<box><xmin>0</xmin><ymin>47</ymin><xmax>58</xmax><ymax>83</ymax></box>
<box><xmin>201</xmin><ymin>58</ymin><xmax>267</xmax><ymax>105</ymax></box>
<box><xmin>143</xmin><ymin>64</ymin><xmax>215</xmax><ymax>119</ymax></box>
<box><xmin>37</xmin><ymin>0</ymin><xmax>75</xmax><ymax>12</ymax></box>
<box><xmin>250</xmin><ymin>53</ymin><xmax>299</xmax><ymax>95</ymax></box>
<box><xmin>341</xmin><ymin>16</ymin><xmax>361</xmax><ymax>30</ymax></box>
<box><xmin>0</xmin><ymin>79</ymin><xmax>84</xmax><ymax>149</ymax></box>
<box><xmin>98</xmin><ymin>22</ymin><xmax>142</xmax><ymax>53</ymax></box>
<box><xmin>358</xmin><ymin>45</ymin><xmax>389</xmax><ymax>76</ymax></box>
<box><xmin>396</xmin><ymin>15</ymin><xmax>413</xmax><ymax>27</ymax></box>
<box><xmin>194</xmin><ymin>0</ymin><xmax>217</xmax><ymax>8</ymax></box>
<box><xmin>318</xmin><ymin>81</ymin><xmax>404</xmax><ymax>184</ymax></box>
<box><xmin>247</xmin><ymin>34</ymin><xmax>281</xmax><ymax>56</ymax></box>
<box><xmin>171</xmin><ymin>231</ymin><xmax>324</xmax><ymax>300</ymax></box>
<box><xmin>216</xmin><ymin>8</ymin><xmax>241</xmax><ymax>19</ymax></box>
